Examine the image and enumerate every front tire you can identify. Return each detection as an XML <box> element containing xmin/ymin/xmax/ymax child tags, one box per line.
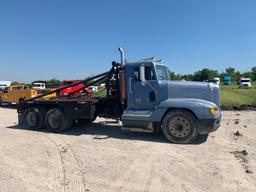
<box><xmin>24</xmin><ymin>107</ymin><xmax>45</xmax><ymax>130</ymax></box>
<box><xmin>45</xmin><ymin>108</ymin><xmax>72</xmax><ymax>132</ymax></box>
<box><xmin>162</xmin><ymin>110</ymin><xmax>199</xmax><ymax>144</ymax></box>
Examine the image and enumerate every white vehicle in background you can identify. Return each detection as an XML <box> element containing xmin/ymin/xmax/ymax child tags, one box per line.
<box><xmin>32</xmin><ymin>81</ymin><xmax>47</xmax><ymax>90</ymax></box>
<box><xmin>203</xmin><ymin>78</ymin><xmax>219</xmax><ymax>86</ymax></box>
<box><xmin>0</xmin><ymin>81</ymin><xmax>11</xmax><ymax>91</ymax></box>
<box><xmin>100</xmin><ymin>83</ymin><xmax>105</xmax><ymax>88</ymax></box>
<box><xmin>89</xmin><ymin>86</ymin><xmax>98</xmax><ymax>92</ymax></box>
<box><xmin>239</xmin><ymin>78</ymin><xmax>252</xmax><ymax>88</ymax></box>
<box><xmin>213</xmin><ymin>77</ymin><xmax>220</xmax><ymax>85</ymax></box>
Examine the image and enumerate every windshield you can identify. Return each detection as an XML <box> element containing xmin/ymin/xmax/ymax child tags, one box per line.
<box><xmin>241</xmin><ymin>80</ymin><xmax>250</xmax><ymax>83</ymax></box>
<box><xmin>32</xmin><ymin>83</ymin><xmax>41</xmax><ymax>87</ymax></box>
<box><xmin>63</xmin><ymin>81</ymin><xmax>74</xmax><ymax>86</ymax></box>
<box><xmin>156</xmin><ymin>65</ymin><xmax>170</xmax><ymax>80</ymax></box>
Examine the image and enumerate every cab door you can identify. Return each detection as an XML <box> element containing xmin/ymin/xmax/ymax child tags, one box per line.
<box><xmin>131</xmin><ymin>65</ymin><xmax>159</xmax><ymax>110</ymax></box>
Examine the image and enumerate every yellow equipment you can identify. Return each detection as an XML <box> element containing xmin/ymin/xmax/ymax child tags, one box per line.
<box><xmin>0</xmin><ymin>86</ymin><xmax>56</xmax><ymax>104</ymax></box>
<box><xmin>37</xmin><ymin>89</ymin><xmax>57</xmax><ymax>100</ymax></box>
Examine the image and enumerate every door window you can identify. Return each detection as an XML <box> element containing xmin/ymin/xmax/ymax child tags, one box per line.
<box><xmin>133</xmin><ymin>66</ymin><xmax>156</xmax><ymax>81</ymax></box>
<box><xmin>145</xmin><ymin>66</ymin><xmax>156</xmax><ymax>80</ymax></box>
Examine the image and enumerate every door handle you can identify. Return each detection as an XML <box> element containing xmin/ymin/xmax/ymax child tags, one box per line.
<box><xmin>149</xmin><ymin>91</ymin><xmax>156</xmax><ymax>102</ymax></box>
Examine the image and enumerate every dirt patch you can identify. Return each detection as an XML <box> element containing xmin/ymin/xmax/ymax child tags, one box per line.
<box><xmin>221</xmin><ymin>104</ymin><xmax>256</xmax><ymax>111</ymax></box>
<box><xmin>234</xmin><ymin>131</ymin><xmax>243</xmax><ymax>137</ymax></box>
<box><xmin>233</xmin><ymin>119</ymin><xmax>240</xmax><ymax>125</ymax></box>
<box><xmin>230</xmin><ymin>150</ymin><xmax>253</xmax><ymax>174</ymax></box>
<box><xmin>0</xmin><ymin>108</ymin><xmax>256</xmax><ymax>192</ymax></box>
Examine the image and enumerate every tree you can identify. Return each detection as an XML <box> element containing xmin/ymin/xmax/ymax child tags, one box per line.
<box><xmin>251</xmin><ymin>66</ymin><xmax>256</xmax><ymax>81</ymax></box>
<box><xmin>169</xmin><ymin>71</ymin><xmax>183</xmax><ymax>80</ymax></box>
<box><xmin>193</xmin><ymin>68</ymin><xmax>219</xmax><ymax>81</ymax></box>
<box><xmin>181</xmin><ymin>74</ymin><xmax>194</xmax><ymax>81</ymax></box>
<box><xmin>225</xmin><ymin>67</ymin><xmax>236</xmax><ymax>75</ymax></box>
<box><xmin>224</xmin><ymin>67</ymin><xmax>240</xmax><ymax>82</ymax></box>
<box><xmin>32</xmin><ymin>79</ymin><xmax>62</xmax><ymax>86</ymax></box>
<box><xmin>47</xmin><ymin>79</ymin><xmax>61</xmax><ymax>86</ymax></box>
<box><xmin>169</xmin><ymin>71</ymin><xmax>175</xmax><ymax>80</ymax></box>
<box><xmin>11</xmin><ymin>81</ymin><xmax>23</xmax><ymax>86</ymax></box>
<box><xmin>242</xmin><ymin>71</ymin><xmax>252</xmax><ymax>79</ymax></box>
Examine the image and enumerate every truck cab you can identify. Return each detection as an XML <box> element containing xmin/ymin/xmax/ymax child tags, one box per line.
<box><xmin>239</xmin><ymin>78</ymin><xmax>252</xmax><ymax>88</ymax></box>
<box><xmin>0</xmin><ymin>81</ymin><xmax>11</xmax><ymax>91</ymax></box>
<box><xmin>213</xmin><ymin>77</ymin><xmax>220</xmax><ymax>85</ymax></box>
<box><xmin>224</xmin><ymin>76</ymin><xmax>231</xmax><ymax>85</ymax></box>
<box><xmin>32</xmin><ymin>81</ymin><xmax>47</xmax><ymax>90</ymax></box>
<box><xmin>121</xmin><ymin>58</ymin><xmax>221</xmax><ymax>143</ymax></box>
<box><xmin>0</xmin><ymin>85</ymin><xmax>38</xmax><ymax>104</ymax></box>
<box><xmin>59</xmin><ymin>80</ymin><xmax>92</xmax><ymax>96</ymax></box>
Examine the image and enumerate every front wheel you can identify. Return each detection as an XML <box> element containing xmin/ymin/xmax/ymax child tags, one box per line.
<box><xmin>161</xmin><ymin>110</ymin><xmax>199</xmax><ymax>144</ymax></box>
<box><xmin>45</xmin><ymin>108</ymin><xmax>72</xmax><ymax>132</ymax></box>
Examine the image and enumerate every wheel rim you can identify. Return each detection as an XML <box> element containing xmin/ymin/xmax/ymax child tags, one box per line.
<box><xmin>168</xmin><ymin>116</ymin><xmax>191</xmax><ymax>138</ymax></box>
<box><xmin>48</xmin><ymin>111</ymin><xmax>62</xmax><ymax>129</ymax></box>
<box><xmin>26</xmin><ymin>112</ymin><xmax>38</xmax><ymax>127</ymax></box>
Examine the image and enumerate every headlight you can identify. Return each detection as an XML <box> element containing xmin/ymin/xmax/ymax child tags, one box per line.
<box><xmin>209</xmin><ymin>107</ymin><xmax>217</xmax><ymax>116</ymax></box>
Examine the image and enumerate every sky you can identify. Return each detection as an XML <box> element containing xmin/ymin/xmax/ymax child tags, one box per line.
<box><xmin>0</xmin><ymin>0</ymin><xmax>256</xmax><ymax>82</ymax></box>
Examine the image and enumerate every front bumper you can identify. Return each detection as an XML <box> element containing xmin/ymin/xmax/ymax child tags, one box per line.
<box><xmin>198</xmin><ymin>117</ymin><xmax>221</xmax><ymax>135</ymax></box>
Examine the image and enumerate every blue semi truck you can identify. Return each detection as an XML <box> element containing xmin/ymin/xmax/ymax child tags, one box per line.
<box><xmin>17</xmin><ymin>48</ymin><xmax>221</xmax><ymax>144</ymax></box>
<box><xmin>224</xmin><ymin>76</ymin><xmax>232</xmax><ymax>85</ymax></box>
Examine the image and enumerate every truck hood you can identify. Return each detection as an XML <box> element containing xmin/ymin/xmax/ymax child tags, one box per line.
<box><xmin>167</xmin><ymin>81</ymin><xmax>220</xmax><ymax>107</ymax></box>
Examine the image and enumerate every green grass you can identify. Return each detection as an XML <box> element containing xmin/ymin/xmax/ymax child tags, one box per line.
<box><xmin>91</xmin><ymin>88</ymin><xmax>107</xmax><ymax>98</ymax></box>
<box><xmin>220</xmin><ymin>82</ymin><xmax>256</xmax><ymax>106</ymax></box>
<box><xmin>91</xmin><ymin>83</ymin><xmax>256</xmax><ymax>106</ymax></box>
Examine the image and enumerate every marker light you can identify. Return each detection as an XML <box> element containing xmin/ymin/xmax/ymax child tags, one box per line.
<box><xmin>209</xmin><ymin>107</ymin><xmax>217</xmax><ymax>116</ymax></box>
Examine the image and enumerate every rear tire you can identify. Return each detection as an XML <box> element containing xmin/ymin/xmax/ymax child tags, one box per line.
<box><xmin>24</xmin><ymin>107</ymin><xmax>45</xmax><ymax>130</ymax></box>
<box><xmin>45</xmin><ymin>108</ymin><xmax>72</xmax><ymax>132</ymax></box>
<box><xmin>162</xmin><ymin>110</ymin><xmax>199</xmax><ymax>144</ymax></box>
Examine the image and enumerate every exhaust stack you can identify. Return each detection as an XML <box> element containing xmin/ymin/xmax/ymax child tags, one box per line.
<box><xmin>118</xmin><ymin>47</ymin><xmax>125</xmax><ymax>66</ymax></box>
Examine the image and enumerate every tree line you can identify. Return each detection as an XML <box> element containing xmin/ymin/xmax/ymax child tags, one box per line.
<box><xmin>170</xmin><ymin>66</ymin><xmax>256</xmax><ymax>82</ymax></box>
<box><xmin>11</xmin><ymin>79</ymin><xmax>62</xmax><ymax>86</ymax></box>
<box><xmin>10</xmin><ymin>66</ymin><xmax>256</xmax><ymax>86</ymax></box>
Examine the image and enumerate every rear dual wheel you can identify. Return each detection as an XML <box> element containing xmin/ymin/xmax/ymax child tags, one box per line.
<box><xmin>45</xmin><ymin>108</ymin><xmax>72</xmax><ymax>132</ymax></box>
<box><xmin>24</xmin><ymin>107</ymin><xmax>45</xmax><ymax>130</ymax></box>
<box><xmin>24</xmin><ymin>107</ymin><xmax>72</xmax><ymax>132</ymax></box>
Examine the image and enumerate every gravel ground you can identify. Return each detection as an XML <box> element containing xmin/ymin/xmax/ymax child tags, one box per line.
<box><xmin>0</xmin><ymin>107</ymin><xmax>255</xmax><ymax>192</ymax></box>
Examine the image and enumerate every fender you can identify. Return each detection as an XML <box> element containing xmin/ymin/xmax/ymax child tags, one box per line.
<box><xmin>151</xmin><ymin>98</ymin><xmax>221</xmax><ymax>122</ymax></box>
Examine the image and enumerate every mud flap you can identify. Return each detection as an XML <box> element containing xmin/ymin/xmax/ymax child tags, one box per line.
<box><xmin>18</xmin><ymin>112</ymin><xmax>25</xmax><ymax>126</ymax></box>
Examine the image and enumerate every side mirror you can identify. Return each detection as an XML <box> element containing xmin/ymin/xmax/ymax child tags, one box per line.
<box><xmin>140</xmin><ymin>65</ymin><xmax>146</xmax><ymax>83</ymax></box>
